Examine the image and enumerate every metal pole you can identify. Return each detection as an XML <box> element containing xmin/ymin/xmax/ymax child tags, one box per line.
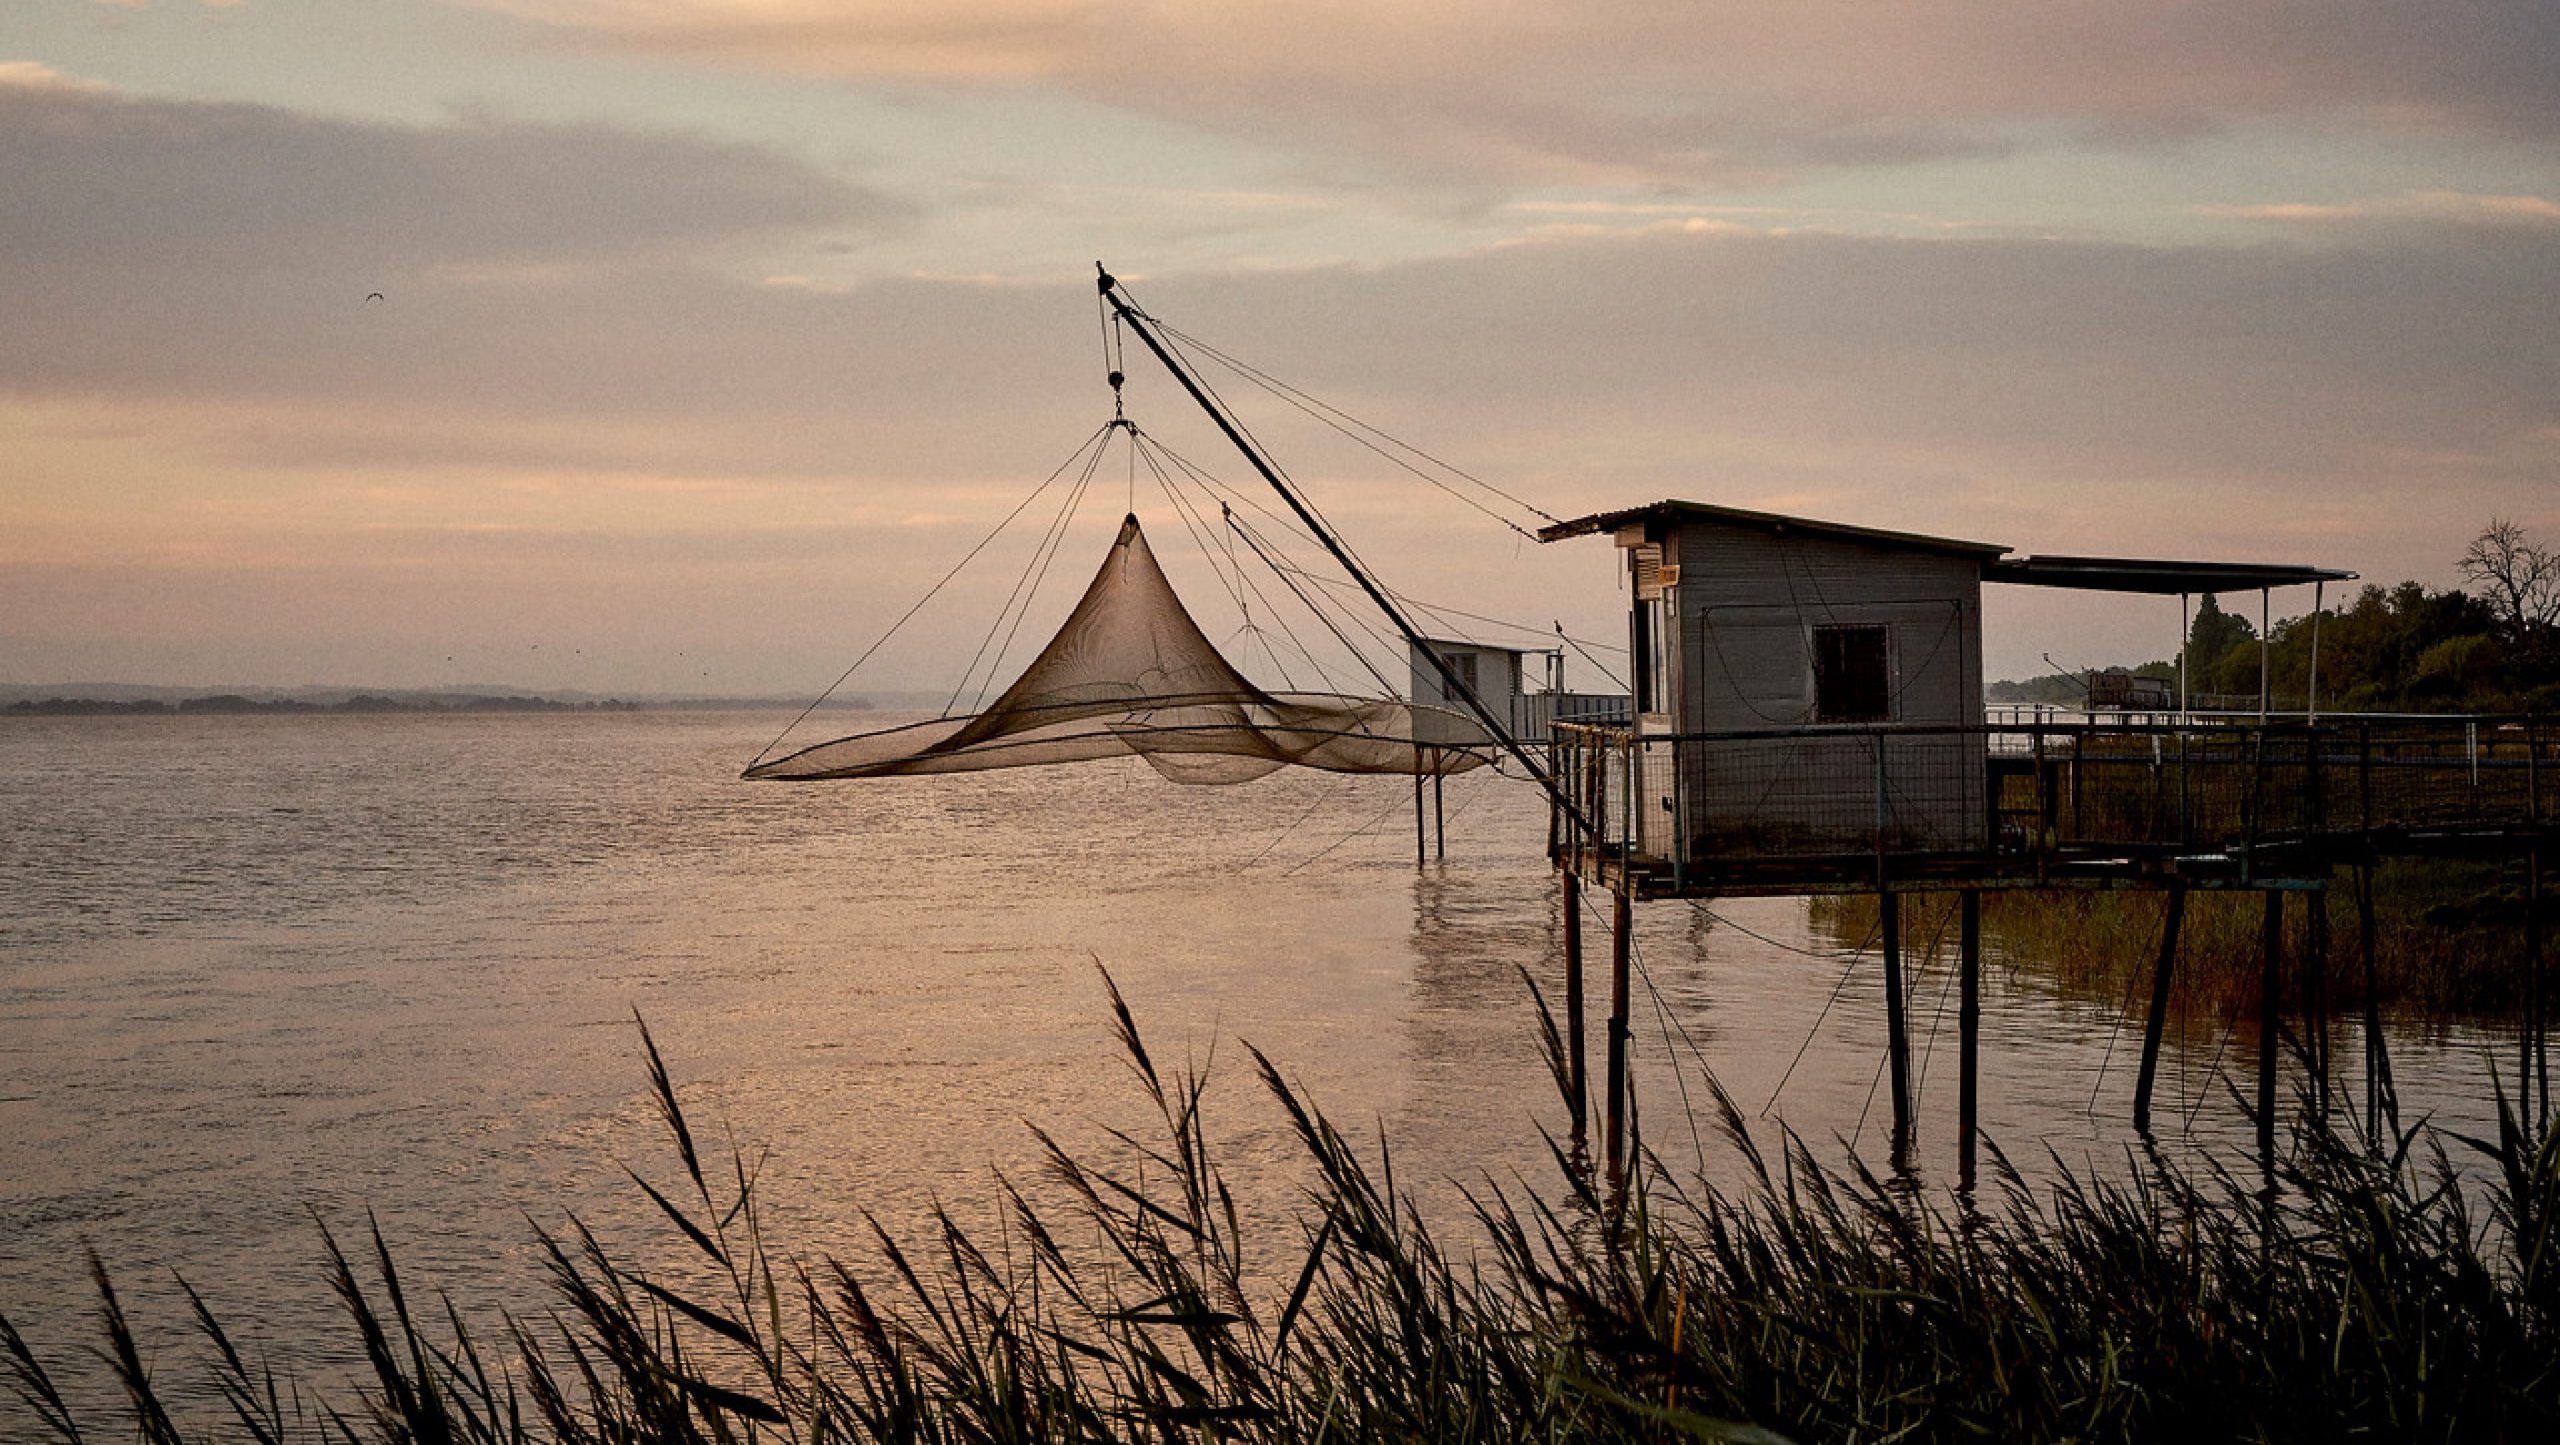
<box><xmin>2132</xmin><ymin>885</ymin><xmax>2188</xmax><ymax>1135</ymax></box>
<box><xmin>2259</xmin><ymin>587</ymin><xmax>2271</xmax><ymax>721</ymax></box>
<box><xmin>2308</xmin><ymin>580</ymin><xmax>2325</xmax><ymax>723</ymax></box>
<box><xmin>1098</xmin><ymin>267</ymin><xmax>1569</xmax><ymax>804</ymax></box>
<box><xmin>2179</xmin><ymin>593</ymin><xmax>2191</xmax><ymax>723</ymax></box>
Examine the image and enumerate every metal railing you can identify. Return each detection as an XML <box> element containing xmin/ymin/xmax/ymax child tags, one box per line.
<box><xmin>1552</xmin><ymin>715</ymin><xmax>2550</xmax><ymax>881</ymax></box>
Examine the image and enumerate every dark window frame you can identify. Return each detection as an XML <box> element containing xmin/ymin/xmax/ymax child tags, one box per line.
<box><xmin>1812</xmin><ymin>623</ymin><xmax>1892</xmax><ymax>723</ymax></box>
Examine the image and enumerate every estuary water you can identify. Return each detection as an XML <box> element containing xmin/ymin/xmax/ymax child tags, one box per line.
<box><xmin>0</xmin><ymin>710</ymin><xmax>2527</xmax><ymax>1422</ymax></box>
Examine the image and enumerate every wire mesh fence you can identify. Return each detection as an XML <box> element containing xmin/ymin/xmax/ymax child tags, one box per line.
<box><xmin>1553</xmin><ymin>716</ymin><xmax>2550</xmax><ymax>879</ymax></box>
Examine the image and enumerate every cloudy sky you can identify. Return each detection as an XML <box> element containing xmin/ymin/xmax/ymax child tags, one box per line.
<box><xmin>4</xmin><ymin>0</ymin><xmax>2555</xmax><ymax>695</ymax></box>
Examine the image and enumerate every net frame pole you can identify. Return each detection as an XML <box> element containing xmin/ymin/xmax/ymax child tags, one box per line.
<box><xmin>1097</xmin><ymin>266</ymin><xmax>1576</xmax><ymax>818</ymax></box>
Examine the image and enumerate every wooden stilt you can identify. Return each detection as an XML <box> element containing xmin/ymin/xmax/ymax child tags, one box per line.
<box><xmin>2358</xmin><ymin>863</ymin><xmax>2390</xmax><ymax>1137</ymax></box>
<box><xmin>2259</xmin><ymin>889</ymin><xmax>2283</xmax><ymax>1178</ymax></box>
<box><xmin>1606</xmin><ymin>890</ymin><xmax>1633</xmax><ymax>1189</ymax></box>
<box><xmin>2529</xmin><ymin>847</ymin><xmax>2545</xmax><ymax>1128</ymax></box>
<box><xmin>2131</xmin><ymin>885</ymin><xmax>2187</xmax><ymax>1135</ymax></box>
<box><xmin>1881</xmin><ymin>891</ymin><xmax>1911</xmax><ymax>1160</ymax></box>
<box><xmin>1563</xmin><ymin>869</ymin><xmax>1587</xmax><ymax>1141</ymax></box>
<box><xmin>1959</xmin><ymin>891</ymin><xmax>1982</xmax><ymax>1190</ymax></box>
<box><xmin>2308</xmin><ymin>882</ymin><xmax>2331</xmax><ymax>1127</ymax></box>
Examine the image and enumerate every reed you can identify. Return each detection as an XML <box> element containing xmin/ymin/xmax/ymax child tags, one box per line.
<box><xmin>6</xmin><ymin>976</ymin><xmax>2557</xmax><ymax>1443</ymax></box>
<box><xmin>1812</xmin><ymin>856</ymin><xmax>2547</xmax><ymax>1021</ymax></box>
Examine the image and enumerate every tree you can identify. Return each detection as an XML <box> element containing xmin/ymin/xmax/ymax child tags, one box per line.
<box><xmin>2183</xmin><ymin>593</ymin><xmax>2255</xmax><ymax>689</ymax></box>
<box><xmin>2458</xmin><ymin>517</ymin><xmax>2560</xmax><ymax>643</ymax></box>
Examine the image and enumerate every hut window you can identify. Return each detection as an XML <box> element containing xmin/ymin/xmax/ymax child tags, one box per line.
<box><xmin>1634</xmin><ymin>597</ymin><xmax>1671</xmax><ymax>714</ymax></box>
<box><xmin>1813</xmin><ymin>624</ymin><xmax>1891</xmax><ymax>722</ymax></box>
<box><xmin>1451</xmin><ymin>652</ymin><xmax>1479</xmax><ymax>698</ymax></box>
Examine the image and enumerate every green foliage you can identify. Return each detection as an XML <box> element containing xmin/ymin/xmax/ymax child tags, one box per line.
<box><xmin>9</xmin><ymin>980</ymin><xmax>2560</xmax><ymax>1443</ymax></box>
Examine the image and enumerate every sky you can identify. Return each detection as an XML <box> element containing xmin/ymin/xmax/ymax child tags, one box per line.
<box><xmin>3</xmin><ymin>0</ymin><xmax>2556</xmax><ymax>697</ymax></box>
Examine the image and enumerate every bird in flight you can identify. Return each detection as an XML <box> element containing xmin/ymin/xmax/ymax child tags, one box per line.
<box><xmin>364</xmin><ymin>292</ymin><xmax>385</xmax><ymax>303</ymax></box>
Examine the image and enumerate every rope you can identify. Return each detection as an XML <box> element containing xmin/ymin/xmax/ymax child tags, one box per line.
<box><xmin>949</xmin><ymin>430</ymin><xmax>1109</xmax><ymax>715</ymax></box>
<box><xmin>1155</xmin><ymin>317</ymin><xmax>1561</xmax><ymax>535</ymax></box>
<box><xmin>748</xmin><ymin>421</ymin><xmax>1113</xmax><ymax>767</ymax></box>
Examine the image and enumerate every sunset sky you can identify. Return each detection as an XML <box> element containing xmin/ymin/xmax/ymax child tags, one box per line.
<box><xmin>4</xmin><ymin>0</ymin><xmax>2555</xmax><ymax>696</ymax></box>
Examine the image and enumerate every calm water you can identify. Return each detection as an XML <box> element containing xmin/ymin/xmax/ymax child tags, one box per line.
<box><xmin>0</xmin><ymin>711</ymin><xmax>2525</xmax><ymax>1421</ymax></box>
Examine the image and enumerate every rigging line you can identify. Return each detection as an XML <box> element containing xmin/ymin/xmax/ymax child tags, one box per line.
<box><xmin>1608</xmin><ymin>901</ymin><xmax>1714</xmax><ymax>1173</ymax></box>
<box><xmin>1139</xmin><ymin>428</ymin><xmax>1325</xmax><ymax>555</ymax></box>
<box><xmin>1759</xmin><ymin>911</ymin><xmax>1888</xmax><ymax>1116</ymax></box>
<box><xmin>1151</xmin><ymin>315</ymin><xmax>1413</xmax><ymax>615</ymax></box>
<box><xmin>1557</xmin><ymin>621</ymin><xmax>1634</xmax><ymax>691</ymax></box>
<box><xmin>1157</xmin><ymin>318</ymin><xmax>1556</xmax><ymax>532</ymax></box>
<box><xmin>951</xmin><ymin>433</ymin><xmax>1107</xmax><ymax>716</ymax></box>
<box><xmin>950</xmin><ymin>434</ymin><xmax>1106</xmax><ymax>715</ymax></box>
<box><xmin>1223</xmin><ymin>512</ymin><xmax>1404</xmax><ymax>699</ymax></box>
<box><xmin>1132</xmin><ymin>435</ymin><xmax>1256</xmax><ymax>620</ymax></box>
<box><xmin>1243</xmin><ymin>777</ymin><xmax>1361</xmax><ymax>869</ymax></box>
<box><xmin>748</xmin><ymin>421</ymin><xmax>1113</xmax><ymax>768</ymax></box>
<box><xmin>1908</xmin><ymin>907</ymin><xmax>1962</xmax><ymax>1104</ymax></box>
<box><xmin>2084</xmin><ymin>932</ymin><xmax>2163</xmax><ymax>1117</ymax></box>
<box><xmin>1279</xmin><ymin>786</ymin><xmax>1421</xmax><ymax>876</ymax></box>
<box><xmin>2183</xmin><ymin>1013</ymin><xmax>2239</xmax><ymax>1136</ymax></box>
<box><xmin>1269</xmin><ymin>561</ymin><xmax>1633</xmax><ymax>667</ymax></box>
<box><xmin>1138</xmin><ymin>439</ymin><xmax>1341</xmax><ymax>693</ymax></box>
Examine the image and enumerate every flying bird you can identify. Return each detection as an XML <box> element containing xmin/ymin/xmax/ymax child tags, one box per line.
<box><xmin>364</xmin><ymin>292</ymin><xmax>385</xmax><ymax>303</ymax></box>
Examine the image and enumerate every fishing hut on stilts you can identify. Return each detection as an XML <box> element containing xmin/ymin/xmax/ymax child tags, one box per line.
<box><xmin>1540</xmin><ymin>500</ymin><xmax>2555</xmax><ymax>1190</ymax></box>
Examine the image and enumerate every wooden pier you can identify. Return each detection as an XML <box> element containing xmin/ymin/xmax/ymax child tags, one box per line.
<box><xmin>1550</xmin><ymin>713</ymin><xmax>2554</xmax><ymax>1187</ymax></box>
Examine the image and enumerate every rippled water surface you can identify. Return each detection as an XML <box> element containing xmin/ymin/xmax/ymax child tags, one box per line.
<box><xmin>0</xmin><ymin>710</ymin><xmax>2528</xmax><ymax>1422</ymax></box>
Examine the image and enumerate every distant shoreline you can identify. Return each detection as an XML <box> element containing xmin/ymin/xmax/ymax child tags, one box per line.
<box><xmin>1</xmin><ymin>693</ymin><xmax>882</xmax><ymax>717</ymax></box>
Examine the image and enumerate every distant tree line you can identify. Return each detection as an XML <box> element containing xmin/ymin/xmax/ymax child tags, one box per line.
<box><xmin>1994</xmin><ymin>518</ymin><xmax>2560</xmax><ymax>713</ymax></box>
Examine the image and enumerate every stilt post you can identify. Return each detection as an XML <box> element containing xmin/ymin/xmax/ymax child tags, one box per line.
<box><xmin>2259</xmin><ymin>889</ymin><xmax>2283</xmax><ymax>1178</ymax></box>
<box><xmin>1959</xmin><ymin>891</ymin><xmax>1982</xmax><ymax>1190</ymax></box>
<box><xmin>2358</xmin><ymin>862</ymin><xmax>2391</xmax><ymax>1137</ymax></box>
<box><xmin>2308</xmin><ymin>881</ymin><xmax>2331</xmax><ymax>1126</ymax></box>
<box><xmin>1881</xmin><ymin>891</ymin><xmax>1911</xmax><ymax>1160</ymax></box>
<box><xmin>1606</xmin><ymin>889</ymin><xmax>1634</xmax><ymax>1189</ymax></box>
<box><xmin>2530</xmin><ymin>846</ymin><xmax>2545</xmax><ymax>1128</ymax></box>
<box><xmin>2132</xmin><ymin>884</ymin><xmax>2187</xmax><ymax>1135</ymax></box>
<box><xmin>1563</xmin><ymin>869</ymin><xmax>1587</xmax><ymax>1141</ymax></box>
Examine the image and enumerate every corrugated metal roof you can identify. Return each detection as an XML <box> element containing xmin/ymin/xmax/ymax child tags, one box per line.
<box><xmin>1537</xmin><ymin>499</ymin><xmax>2009</xmax><ymax>558</ymax></box>
<box><xmin>1540</xmin><ymin>500</ymin><xmax>2355</xmax><ymax>594</ymax></box>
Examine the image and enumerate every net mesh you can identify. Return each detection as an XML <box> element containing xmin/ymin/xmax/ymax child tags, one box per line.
<box><xmin>745</xmin><ymin>515</ymin><xmax>1494</xmax><ymax>784</ymax></box>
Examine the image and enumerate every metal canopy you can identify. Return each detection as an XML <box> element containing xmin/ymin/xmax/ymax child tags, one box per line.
<box><xmin>1985</xmin><ymin>555</ymin><xmax>2356</xmax><ymax>595</ymax></box>
<box><xmin>1538</xmin><ymin>499</ymin><xmax>2008</xmax><ymax>558</ymax></box>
